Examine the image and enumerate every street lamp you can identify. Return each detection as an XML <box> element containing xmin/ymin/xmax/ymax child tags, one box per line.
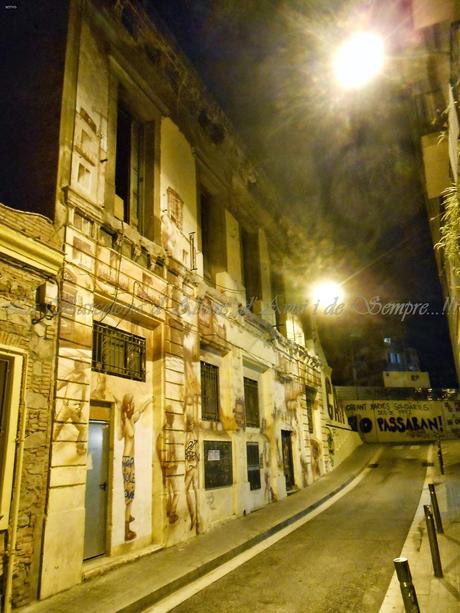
<box><xmin>311</xmin><ymin>280</ymin><xmax>344</xmax><ymax>308</ymax></box>
<box><xmin>334</xmin><ymin>31</ymin><xmax>385</xmax><ymax>89</ymax></box>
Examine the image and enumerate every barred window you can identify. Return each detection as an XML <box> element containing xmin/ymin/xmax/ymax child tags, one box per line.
<box><xmin>92</xmin><ymin>322</ymin><xmax>146</xmax><ymax>381</ymax></box>
<box><xmin>246</xmin><ymin>442</ymin><xmax>261</xmax><ymax>490</ymax></box>
<box><xmin>201</xmin><ymin>361</ymin><xmax>219</xmax><ymax>420</ymax></box>
<box><xmin>244</xmin><ymin>377</ymin><xmax>259</xmax><ymax>428</ymax></box>
<box><xmin>305</xmin><ymin>386</ymin><xmax>316</xmax><ymax>434</ymax></box>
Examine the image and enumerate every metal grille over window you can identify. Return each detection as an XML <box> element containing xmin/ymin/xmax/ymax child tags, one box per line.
<box><xmin>246</xmin><ymin>442</ymin><xmax>261</xmax><ymax>490</ymax></box>
<box><xmin>244</xmin><ymin>377</ymin><xmax>259</xmax><ymax>427</ymax></box>
<box><xmin>92</xmin><ymin>322</ymin><xmax>146</xmax><ymax>381</ymax></box>
<box><xmin>201</xmin><ymin>361</ymin><xmax>219</xmax><ymax>420</ymax></box>
<box><xmin>305</xmin><ymin>386</ymin><xmax>316</xmax><ymax>434</ymax></box>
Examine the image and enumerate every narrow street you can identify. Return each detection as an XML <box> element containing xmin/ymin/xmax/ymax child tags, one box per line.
<box><xmin>170</xmin><ymin>445</ymin><xmax>428</xmax><ymax>613</ymax></box>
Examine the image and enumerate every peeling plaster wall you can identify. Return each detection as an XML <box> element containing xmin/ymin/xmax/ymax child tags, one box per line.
<box><xmin>160</xmin><ymin>118</ymin><xmax>198</xmax><ymax>268</ymax></box>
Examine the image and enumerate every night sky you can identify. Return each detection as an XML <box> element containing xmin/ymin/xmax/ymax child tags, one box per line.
<box><xmin>152</xmin><ymin>0</ymin><xmax>457</xmax><ymax>387</ymax></box>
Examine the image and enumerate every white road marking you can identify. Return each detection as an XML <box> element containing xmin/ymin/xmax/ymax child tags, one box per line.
<box><xmin>146</xmin><ymin>448</ymin><xmax>384</xmax><ymax>613</ymax></box>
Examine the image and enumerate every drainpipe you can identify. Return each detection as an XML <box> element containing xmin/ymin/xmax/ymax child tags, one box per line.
<box><xmin>3</xmin><ymin>354</ymin><xmax>29</xmax><ymax>613</ymax></box>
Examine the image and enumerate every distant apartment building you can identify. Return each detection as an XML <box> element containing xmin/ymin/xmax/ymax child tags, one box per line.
<box><xmin>348</xmin><ymin>332</ymin><xmax>428</xmax><ymax>387</ymax></box>
<box><xmin>0</xmin><ymin>1</ymin><xmax>360</xmax><ymax>607</ymax></box>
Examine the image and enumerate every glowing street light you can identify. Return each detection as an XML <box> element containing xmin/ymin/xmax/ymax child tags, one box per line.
<box><xmin>311</xmin><ymin>280</ymin><xmax>344</xmax><ymax>308</ymax></box>
<box><xmin>334</xmin><ymin>32</ymin><xmax>384</xmax><ymax>89</ymax></box>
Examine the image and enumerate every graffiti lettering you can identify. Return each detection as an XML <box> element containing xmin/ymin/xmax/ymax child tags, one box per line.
<box><xmin>377</xmin><ymin>415</ymin><xmax>443</xmax><ymax>433</ymax></box>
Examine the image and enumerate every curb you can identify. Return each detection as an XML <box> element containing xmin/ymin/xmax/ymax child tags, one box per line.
<box><xmin>118</xmin><ymin>448</ymin><xmax>379</xmax><ymax>612</ymax></box>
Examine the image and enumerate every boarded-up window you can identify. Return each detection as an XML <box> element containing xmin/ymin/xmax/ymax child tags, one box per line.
<box><xmin>201</xmin><ymin>361</ymin><xmax>219</xmax><ymax>420</ymax></box>
<box><xmin>244</xmin><ymin>377</ymin><xmax>260</xmax><ymax>428</ymax></box>
<box><xmin>204</xmin><ymin>440</ymin><xmax>232</xmax><ymax>489</ymax></box>
<box><xmin>246</xmin><ymin>442</ymin><xmax>261</xmax><ymax>490</ymax></box>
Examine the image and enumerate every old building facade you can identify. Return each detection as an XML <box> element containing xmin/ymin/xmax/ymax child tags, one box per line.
<box><xmin>0</xmin><ymin>205</ymin><xmax>63</xmax><ymax>608</ymax></box>
<box><xmin>407</xmin><ymin>1</ymin><xmax>460</xmax><ymax>379</ymax></box>
<box><xmin>0</xmin><ymin>1</ymin><xmax>360</xmax><ymax>607</ymax></box>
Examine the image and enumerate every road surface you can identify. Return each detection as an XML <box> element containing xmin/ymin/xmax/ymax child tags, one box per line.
<box><xmin>171</xmin><ymin>444</ymin><xmax>428</xmax><ymax>613</ymax></box>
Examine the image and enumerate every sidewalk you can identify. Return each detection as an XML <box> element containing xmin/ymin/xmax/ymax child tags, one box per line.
<box><xmin>20</xmin><ymin>444</ymin><xmax>379</xmax><ymax>613</ymax></box>
<box><xmin>380</xmin><ymin>440</ymin><xmax>460</xmax><ymax>613</ymax></box>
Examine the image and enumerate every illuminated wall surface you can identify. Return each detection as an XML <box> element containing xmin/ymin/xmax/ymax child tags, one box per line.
<box><xmin>0</xmin><ymin>1</ymin><xmax>362</xmax><ymax>607</ymax></box>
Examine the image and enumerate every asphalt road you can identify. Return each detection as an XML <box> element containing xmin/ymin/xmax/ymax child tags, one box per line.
<box><xmin>171</xmin><ymin>444</ymin><xmax>429</xmax><ymax>613</ymax></box>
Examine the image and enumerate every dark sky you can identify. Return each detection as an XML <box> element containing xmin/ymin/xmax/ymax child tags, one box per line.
<box><xmin>152</xmin><ymin>0</ymin><xmax>457</xmax><ymax>387</ymax></box>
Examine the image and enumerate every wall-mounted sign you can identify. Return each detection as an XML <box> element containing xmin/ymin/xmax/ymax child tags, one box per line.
<box><xmin>342</xmin><ymin>399</ymin><xmax>460</xmax><ymax>442</ymax></box>
<box><xmin>207</xmin><ymin>449</ymin><xmax>220</xmax><ymax>461</ymax></box>
<box><xmin>204</xmin><ymin>441</ymin><xmax>232</xmax><ymax>489</ymax></box>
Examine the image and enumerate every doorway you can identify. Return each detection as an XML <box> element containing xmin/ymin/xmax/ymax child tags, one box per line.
<box><xmin>84</xmin><ymin>419</ymin><xmax>109</xmax><ymax>560</ymax></box>
<box><xmin>281</xmin><ymin>430</ymin><xmax>295</xmax><ymax>491</ymax></box>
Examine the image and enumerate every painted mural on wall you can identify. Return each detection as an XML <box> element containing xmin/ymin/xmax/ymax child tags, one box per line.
<box><xmin>344</xmin><ymin>400</ymin><xmax>460</xmax><ymax>443</ymax></box>
<box><xmin>54</xmin><ymin>360</ymin><xmax>89</xmax><ymax>455</ymax></box>
<box><xmin>184</xmin><ymin>323</ymin><xmax>200</xmax><ymax>415</ymax></box>
<box><xmin>326</xmin><ymin>427</ymin><xmax>335</xmax><ymax>466</ymax></box>
<box><xmin>157</xmin><ymin>409</ymin><xmax>180</xmax><ymax>525</ymax></box>
<box><xmin>198</xmin><ymin>295</ymin><xmax>227</xmax><ymax>343</ymax></box>
<box><xmin>90</xmin><ymin>365</ymin><xmax>153</xmax><ymax>548</ymax></box>
<box><xmin>119</xmin><ymin>394</ymin><xmax>151</xmax><ymax>541</ymax></box>
<box><xmin>183</xmin><ymin>318</ymin><xmax>202</xmax><ymax>533</ymax></box>
<box><xmin>233</xmin><ymin>396</ymin><xmax>245</xmax><ymax>430</ymax></box>
<box><xmin>184</xmin><ymin>411</ymin><xmax>200</xmax><ymax>533</ymax></box>
<box><xmin>284</xmin><ymin>379</ymin><xmax>303</xmax><ymax>412</ymax></box>
<box><xmin>310</xmin><ymin>437</ymin><xmax>322</xmax><ymax>477</ymax></box>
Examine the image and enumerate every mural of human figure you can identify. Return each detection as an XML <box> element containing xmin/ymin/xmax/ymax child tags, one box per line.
<box><xmin>157</xmin><ymin>410</ymin><xmax>179</xmax><ymax>524</ymax></box>
<box><xmin>119</xmin><ymin>393</ymin><xmax>151</xmax><ymax>541</ymax></box>
<box><xmin>55</xmin><ymin>360</ymin><xmax>88</xmax><ymax>455</ymax></box>
<box><xmin>310</xmin><ymin>437</ymin><xmax>322</xmax><ymax>478</ymax></box>
<box><xmin>184</xmin><ymin>413</ymin><xmax>200</xmax><ymax>533</ymax></box>
<box><xmin>183</xmin><ymin>324</ymin><xmax>200</xmax><ymax>414</ymax></box>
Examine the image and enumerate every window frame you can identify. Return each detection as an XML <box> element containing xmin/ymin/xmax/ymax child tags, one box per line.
<box><xmin>200</xmin><ymin>361</ymin><xmax>220</xmax><ymax>421</ymax></box>
<box><xmin>92</xmin><ymin>322</ymin><xmax>146</xmax><ymax>381</ymax></box>
<box><xmin>114</xmin><ymin>99</ymin><xmax>155</xmax><ymax>237</ymax></box>
<box><xmin>246</xmin><ymin>442</ymin><xmax>261</xmax><ymax>490</ymax></box>
<box><xmin>107</xmin><ymin>66</ymin><xmax>161</xmax><ymax>243</ymax></box>
<box><xmin>0</xmin><ymin>348</ymin><xmax>23</xmax><ymax>531</ymax></box>
<box><xmin>244</xmin><ymin>377</ymin><xmax>260</xmax><ymax>428</ymax></box>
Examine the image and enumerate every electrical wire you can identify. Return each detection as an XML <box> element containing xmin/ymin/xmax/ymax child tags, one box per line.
<box><xmin>60</xmin><ymin>239</ymin><xmax>321</xmax><ymax>380</ymax></box>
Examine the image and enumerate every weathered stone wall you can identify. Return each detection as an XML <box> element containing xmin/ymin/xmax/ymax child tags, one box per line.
<box><xmin>0</xmin><ymin>259</ymin><xmax>59</xmax><ymax>607</ymax></box>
